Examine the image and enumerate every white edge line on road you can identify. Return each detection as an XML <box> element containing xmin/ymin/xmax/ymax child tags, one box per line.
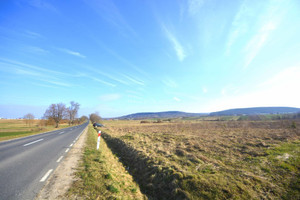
<box><xmin>0</xmin><ymin>122</ymin><xmax>88</xmax><ymax>144</ymax></box>
<box><xmin>23</xmin><ymin>139</ymin><xmax>44</xmax><ymax>147</ymax></box>
<box><xmin>40</xmin><ymin>169</ymin><xmax>53</xmax><ymax>182</ymax></box>
<box><xmin>56</xmin><ymin>156</ymin><xmax>64</xmax><ymax>163</ymax></box>
<box><xmin>59</xmin><ymin>131</ymin><xmax>64</xmax><ymax>135</ymax></box>
<box><xmin>65</xmin><ymin>148</ymin><xmax>70</xmax><ymax>153</ymax></box>
<box><xmin>70</xmin><ymin>143</ymin><xmax>73</xmax><ymax>147</ymax></box>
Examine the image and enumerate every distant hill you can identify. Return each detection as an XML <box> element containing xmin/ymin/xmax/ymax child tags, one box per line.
<box><xmin>116</xmin><ymin>111</ymin><xmax>207</xmax><ymax>120</ymax></box>
<box><xmin>110</xmin><ymin>107</ymin><xmax>300</xmax><ymax>120</ymax></box>
<box><xmin>210</xmin><ymin>107</ymin><xmax>300</xmax><ymax>116</ymax></box>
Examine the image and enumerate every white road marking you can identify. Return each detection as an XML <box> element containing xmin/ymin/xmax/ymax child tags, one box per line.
<box><xmin>40</xmin><ymin>169</ymin><xmax>53</xmax><ymax>182</ymax></box>
<box><xmin>56</xmin><ymin>156</ymin><xmax>63</xmax><ymax>163</ymax></box>
<box><xmin>23</xmin><ymin>139</ymin><xmax>44</xmax><ymax>147</ymax></box>
<box><xmin>70</xmin><ymin>143</ymin><xmax>73</xmax><ymax>147</ymax></box>
<box><xmin>65</xmin><ymin>148</ymin><xmax>70</xmax><ymax>153</ymax></box>
<box><xmin>59</xmin><ymin>131</ymin><xmax>64</xmax><ymax>134</ymax></box>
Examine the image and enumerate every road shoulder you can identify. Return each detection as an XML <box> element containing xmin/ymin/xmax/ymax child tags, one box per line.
<box><xmin>36</xmin><ymin>127</ymin><xmax>88</xmax><ymax>199</ymax></box>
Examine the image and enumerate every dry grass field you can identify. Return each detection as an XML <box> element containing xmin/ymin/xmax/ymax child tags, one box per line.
<box><xmin>99</xmin><ymin>119</ymin><xmax>300</xmax><ymax>199</ymax></box>
<box><xmin>0</xmin><ymin>119</ymin><xmax>71</xmax><ymax>141</ymax></box>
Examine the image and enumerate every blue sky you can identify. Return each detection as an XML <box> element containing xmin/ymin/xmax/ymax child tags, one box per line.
<box><xmin>0</xmin><ymin>0</ymin><xmax>300</xmax><ymax>118</ymax></box>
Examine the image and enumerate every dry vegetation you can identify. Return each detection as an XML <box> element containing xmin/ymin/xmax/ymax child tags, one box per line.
<box><xmin>100</xmin><ymin>119</ymin><xmax>300</xmax><ymax>199</ymax></box>
<box><xmin>67</xmin><ymin>124</ymin><xmax>145</xmax><ymax>199</ymax></box>
<box><xmin>0</xmin><ymin>119</ymin><xmax>72</xmax><ymax>141</ymax></box>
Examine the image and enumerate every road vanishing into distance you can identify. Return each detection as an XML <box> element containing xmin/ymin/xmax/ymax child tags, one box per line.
<box><xmin>0</xmin><ymin>121</ymin><xmax>89</xmax><ymax>200</ymax></box>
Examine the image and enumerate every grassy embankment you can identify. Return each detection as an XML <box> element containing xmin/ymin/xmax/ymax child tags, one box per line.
<box><xmin>66</xmin><ymin>124</ymin><xmax>145</xmax><ymax>200</ymax></box>
<box><xmin>100</xmin><ymin>119</ymin><xmax>300</xmax><ymax>199</ymax></box>
<box><xmin>0</xmin><ymin>119</ymin><xmax>75</xmax><ymax>141</ymax></box>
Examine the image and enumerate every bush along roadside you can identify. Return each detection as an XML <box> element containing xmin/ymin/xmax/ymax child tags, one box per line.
<box><xmin>66</xmin><ymin>124</ymin><xmax>145</xmax><ymax>200</ymax></box>
<box><xmin>101</xmin><ymin>132</ymin><xmax>190</xmax><ymax>200</ymax></box>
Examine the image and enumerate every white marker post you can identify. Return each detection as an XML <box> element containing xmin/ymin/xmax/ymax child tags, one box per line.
<box><xmin>97</xmin><ymin>130</ymin><xmax>101</xmax><ymax>150</ymax></box>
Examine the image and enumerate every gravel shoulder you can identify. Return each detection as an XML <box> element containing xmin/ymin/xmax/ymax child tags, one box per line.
<box><xmin>36</xmin><ymin>127</ymin><xmax>88</xmax><ymax>199</ymax></box>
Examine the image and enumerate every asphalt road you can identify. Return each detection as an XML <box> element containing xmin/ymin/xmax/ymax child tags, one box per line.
<box><xmin>0</xmin><ymin>121</ymin><xmax>89</xmax><ymax>200</ymax></box>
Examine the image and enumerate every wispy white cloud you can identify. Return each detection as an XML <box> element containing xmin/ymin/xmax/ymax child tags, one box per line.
<box><xmin>24</xmin><ymin>30</ymin><xmax>43</xmax><ymax>39</ymax></box>
<box><xmin>91</xmin><ymin>77</ymin><xmax>116</xmax><ymax>87</ymax></box>
<box><xmin>24</xmin><ymin>46</ymin><xmax>48</xmax><ymax>54</ymax></box>
<box><xmin>84</xmin><ymin>0</ymin><xmax>137</xmax><ymax>37</ymax></box>
<box><xmin>31</xmin><ymin>82</ymin><xmax>60</xmax><ymax>89</ymax></box>
<box><xmin>228</xmin><ymin>0</ymin><xmax>286</xmax><ymax>68</ymax></box>
<box><xmin>99</xmin><ymin>44</ymin><xmax>147</xmax><ymax>76</ymax></box>
<box><xmin>99</xmin><ymin>93</ymin><xmax>121</xmax><ymax>101</ymax></box>
<box><xmin>173</xmin><ymin>97</ymin><xmax>181</xmax><ymax>102</ymax></box>
<box><xmin>14</xmin><ymin>68</ymin><xmax>42</xmax><ymax>76</ymax></box>
<box><xmin>0</xmin><ymin>58</ymin><xmax>68</xmax><ymax>76</ymax></box>
<box><xmin>161</xmin><ymin>24</ymin><xmax>186</xmax><ymax>61</ymax></box>
<box><xmin>0</xmin><ymin>58</ymin><xmax>72</xmax><ymax>87</ymax></box>
<box><xmin>84</xmin><ymin>65</ymin><xmax>129</xmax><ymax>85</ymax></box>
<box><xmin>122</xmin><ymin>74</ymin><xmax>144</xmax><ymax>86</ymax></box>
<box><xmin>225</xmin><ymin>1</ymin><xmax>250</xmax><ymax>56</ymax></box>
<box><xmin>58</xmin><ymin>48</ymin><xmax>86</xmax><ymax>58</ymax></box>
<box><xmin>41</xmin><ymin>79</ymin><xmax>71</xmax><ymax>87</ymax></box>
<box><xmin>243</xmin><ymin>21</ymin><xmax>276</xmax><ymax>68</ymax></box>
<box><xmin>188</xmin><ymin>0</ymin><xmax>205</xmax><ymax>16</ymax></box>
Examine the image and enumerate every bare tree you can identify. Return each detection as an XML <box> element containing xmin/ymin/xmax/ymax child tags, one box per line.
<box><xmin>80</xmin><ymin>115</ymin><xmax>88</xmax><ymax>123</ymax></box>
<box><xmin>23</xmin><ymin>113</ymin><xmax>34</xmax><ymax>126</ymax></box>
<box><xmin>44</xmin><ymin>103</ymin><xmax>66</xmax><ymax>128</ymax></box>
<box><xmin>66</xmin><ymin>101</ymin><xmax>80</xmax><ymax>125</ymax></box>
<box><xmin>89</xmin><ymin>112</ymin><xmax>101</xmax><ymax>124</ymax></box>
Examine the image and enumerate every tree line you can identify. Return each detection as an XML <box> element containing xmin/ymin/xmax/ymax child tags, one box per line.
<box><xmin>23</xmin><ymin>101</ymin><xmax>88</xmax><ymax>128</ymax></box>
<box><xmin>23</xmin><ymin>101</ymin><xmax>103</xmax><ymax>128</ymax></box>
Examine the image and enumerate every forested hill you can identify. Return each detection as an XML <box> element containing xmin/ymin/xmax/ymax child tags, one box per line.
<box><xmin>112</xmin><ymin>107</ymin><xmax>300</xmax><ymax>120</ymax></box>
<box><xmin>210</xmin><ymin>107</ymin><xmax>300</xmax><ymax>116</ymax></box>
<box><xmin>116</xmin><ymin>111</ymin><xmax>207</xmax><ymax>119</ymax></box>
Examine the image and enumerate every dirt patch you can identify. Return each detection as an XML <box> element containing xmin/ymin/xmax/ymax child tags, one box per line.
<box><xmin>36</xmin><ymin>127</ymin><xmax>88</xmax><ymax>200</ymax></box>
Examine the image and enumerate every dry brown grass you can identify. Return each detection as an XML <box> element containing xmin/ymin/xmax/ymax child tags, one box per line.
<box><xmin>0</xmin><ymin>119</ymin><xmax>73</xmax><ymax>141</ymax></box>
<box><xmin>67</xmin><ymin>124</ymin><xmax>145</xmax><ymax>200</ymax></box>
<box><xmin>101</xmin><ymin>119</ymin><xmax>300</xmax><ymax>199</ymax></box>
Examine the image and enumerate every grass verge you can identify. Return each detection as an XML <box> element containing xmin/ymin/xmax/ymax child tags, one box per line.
<box><xmin>66</xmin><ymin>124</ymin><xmax>145</xmax><ymax>200</ymax></box>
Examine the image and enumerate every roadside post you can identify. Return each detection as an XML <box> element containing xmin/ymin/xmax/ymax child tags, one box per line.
<box><xmin>97</xmin><ymin>130</ymin><xmax>101</xmax><ymax>150</ymax></box>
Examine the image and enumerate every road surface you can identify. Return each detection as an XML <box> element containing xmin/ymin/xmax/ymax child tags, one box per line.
<box><xmin>0</xmin><ymin>122</ymin><xmax>88</xmax><ymax>200</ymax></box>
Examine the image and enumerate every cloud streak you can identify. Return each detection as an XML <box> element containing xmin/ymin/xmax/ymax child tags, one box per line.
<box><xmin>84</xmin><ymin>65</ymin><xmax>129</xmax><ymax>85</ymax></box>
<box><xmin>58</xmin><ymin>48</ymin><xmax>86</xmax><ymax>58</ymax></box>
<box><xmin>161</xmin><ymin>24</ymin><xmax>186</xmax><ymax>61</ymax></box>
<box><xmin>244</xmin><ymin>21</ymin><xmax>276</xmax><ymax>68</ymax></box>
<box><xmin>91</xmin><ymin>77</ymin><xmax>116</xmax><ymax>87</ymax></box>
<box><xmin>225</xmin><ymin>1</ymin><xmax>250</xmax><ymax>56</ymax></box>
<box><xmin>122</xmin><ymin>74</ymin><xmax>145</xmax><ymax>86</ymax></box>
<box><xmin>0</xmin><ymin>58</ymin><xmax>72</xmax><ymax>87</ymax></box>
<box><xmin>84</xmin><ymin>0</ymin><xmax>137</xmax><ymax>37</ymax></box>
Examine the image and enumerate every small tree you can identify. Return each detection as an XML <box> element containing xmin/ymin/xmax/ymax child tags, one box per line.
<box><xmin>44</xmin><ymin>103</ymin><xmax>66</xmax><ymax>128</ymax></box>
<box><xmin>66</xmin><ymin>101</ymin><xmax>80</xmax><ymax>125</ymax></box>
<box><xmin>89</xmin><ymin>112</ymin><xmax>101</xmax><ymax>124</ymax></box>
<box><xmin>80</xmin><ymin>115</ymin><xmax>88</xmax><ymax>123</ymax></box>
<box><xmin>24</xmin><ymin>113</ymin><xmax>34</xmax><ymax>126</ymax></box>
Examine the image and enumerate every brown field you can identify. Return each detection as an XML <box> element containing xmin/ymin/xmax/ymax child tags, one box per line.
<box><xmin>99</xmin><ymin>119</ymin><xmax>300</xmax><ymax>199</ymax></box>
<box><xmin>0</xmin><ymin>119</ymin><xmax>72</xmax><ymax>141</ymax></box>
